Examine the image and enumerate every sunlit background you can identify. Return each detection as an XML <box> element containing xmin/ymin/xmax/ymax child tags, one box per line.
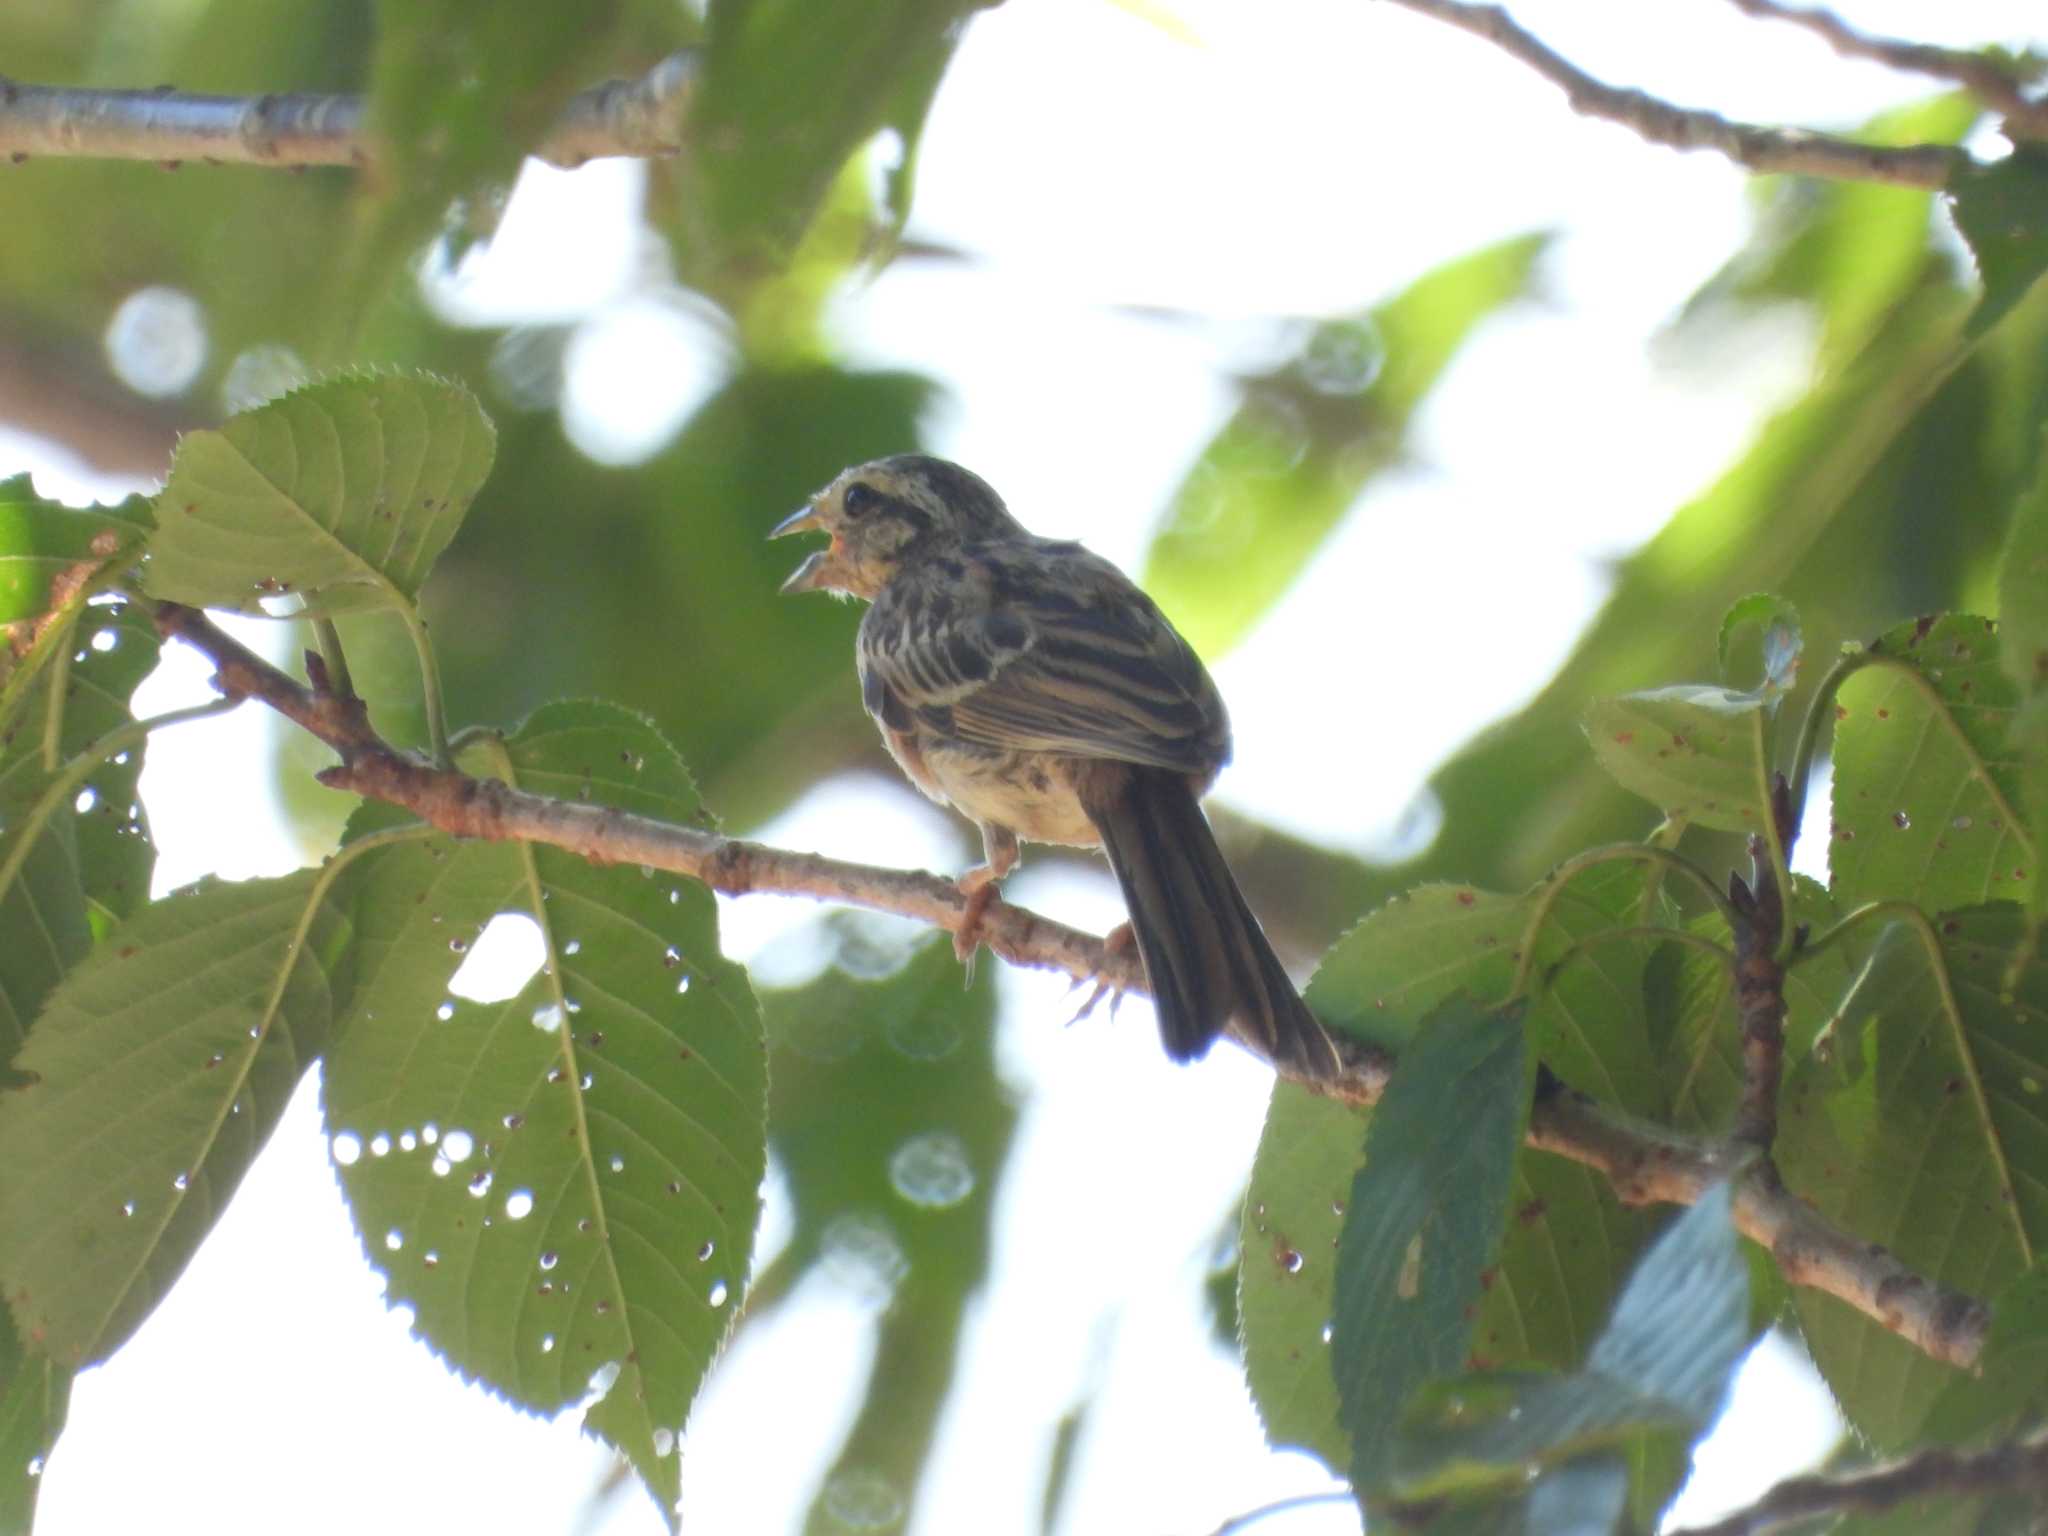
<box><xmin>16</xmin><ymin>0</ymin><xmax>2036</xmax><ymax>1530</ymax></box>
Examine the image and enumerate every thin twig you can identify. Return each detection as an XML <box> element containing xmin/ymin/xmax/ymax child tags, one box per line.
<box><xmin>1721</xmin><ymin>0</ymin><xmax>2048</xmax><ymax>139</ymax></box>
<box><xmin>152</xmin><ymin>598</ymin><xmax>1994</xmax><ymax>1371</ymax></box>
<box><xmin>1381</xmin><ymin>0</ymin><xmax>1970</xmax><ymax>188</ymax></box>
<box><xmin>0</xmin><ymin>53</ymin><xmax>696</xmax><ymax>170</ymax></box>
<box><xmin>1668</xmin><ymin>1422</ymin><xmax>2048</xmax><ymax>1536</ymax></box>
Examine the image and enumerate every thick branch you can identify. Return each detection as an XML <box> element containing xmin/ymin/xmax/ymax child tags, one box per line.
<box><xmin>1381</xmin><ymin>0</ymin><xmax>1970</xmax><ymax>188</ymax></box>
<box><xmin>153</xmin><ymin>599</ymin><xmax>1990</xmax><ymax>1370</ymax></box>
<box><xmin>1722</xmin><ymin>0</ymin><xmax>2048</xmax><ymax>140</ymax></box>
<box><xmin>0</xmin><ymin>53</ymin><xmax>695</xmax><ymax>169</ymax></box>
<box><xmin>1669</xmin><ymin>1423</ymin><xmax>2048</xmax><ymax>1536</ymax></box>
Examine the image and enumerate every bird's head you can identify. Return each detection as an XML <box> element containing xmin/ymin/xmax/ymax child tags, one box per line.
<box><xmin>771</xmin><ymin>454</ymin><xmax>1021</xmax><ymax>600</ymax></box>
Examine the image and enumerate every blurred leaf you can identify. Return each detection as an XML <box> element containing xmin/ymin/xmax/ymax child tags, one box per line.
<box><xmin>1586</xmin><ymin>685</ymin><xmax>1771</xmax><ymax>835</ymax></box>
<box><xmin>359</xmin><ymin>0</ymin><xmax>688</xmax><ymax>310</ymax></box>
<box><xmin>1241</xmin><ymin>1078</ymin><xmax>1653</xmax><ymax>1473</ymax></box>
<box><xmin>662</xmin><ymin>0</ymin><xmax>983</xmax><ymax>302</ymax></box>
<box><xmin>147</xmin><ymin>373</ymin><xmax>495</xmax><ymax>617</ymax></box>
<box><xmin>1717</xmin><ymin>592</ymin><xmax>1804</xmax><ymax>699</ymax></box>
<box><xmin>1685</xmin><ymin>96</ymin><xmax>1980</xmax><ymax>369</ymax></box>
<box><xmin>1829</xmin><ymin>616</ymin><xmax>2031</xmax><ymax>913</ymax></box>
<box><xmin>1145</xmin><ymin>231</ymin><xmax>1550</xmax><ymax>657</ymax></box>
<box><xmin>1333</xmin><ymin>999</ymin><xmax>1528</xmax><ymax>1491</ymax></box>
<box><xmin>750</xmin><ymin>933</ymin><xmax>1010</xmax><ymax>1532</ymax></box>
<box><xmin>0</xmin><ymin>869</ymin><xmax>349</xmax><ymax>1366</ymax></box>
<box><xmin>0</xmin><ymin>476</ymin><xmax>148</xmax><ymax>625</ymax></box>
<box><xmin>0</xmin><ymin>1304</ymin><xmax>67</xmax><ymax>1533</ymax></box>
<box><xmin>1397</xmin><ymin>1185</ymin><xmax>1745</xmax><ymax>1487</ymax></box>
<box><xmin>1780</xmin><ymin>906</ymin><xmax>2048</xmax><ymax>1447</ymax></box>
<box><xmin>1949</xmin><ymin>148</ymin><xmax>2048</xmax><ymax>341</ymax></box>
<box><xmin>324</xmin><ymin>703</ymin><xmax>763</xmax><ymax>1526</ymax></box>
<box><xmin>1308</xmin><ymin>874</ymin><xmax>1665</xmax><ymax>1117</ymax></box>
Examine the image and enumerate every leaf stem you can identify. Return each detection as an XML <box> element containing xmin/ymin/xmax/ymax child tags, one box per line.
<box><xmin>311</xmin><ymin>618</ymin><xmax>354</xmax><ymax>701</ymax></box>
<box><xmin>1510</xmin><ymin>844</ymin><xmax>1738</xmax><ymax>997</ymax></box>
<box><xmin>1783</xmin><ymin>649</ymin><xmax>1876</xmax><ymax>845</ymax></box>
<box><xmin>396</xmin><ymin>603</ymin><xmax>450</xmax><ymax>767</ymax></box>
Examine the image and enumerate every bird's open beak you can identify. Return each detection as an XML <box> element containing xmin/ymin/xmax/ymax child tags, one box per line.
<box><xmin>769</xmin><ymin>503</ymin><xmax>838</xmax><ymax>594</ymax></box>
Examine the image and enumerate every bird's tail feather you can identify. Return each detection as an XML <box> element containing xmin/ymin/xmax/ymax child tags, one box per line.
<box><xmin>1085</xmin><ymin>767</ymin><xmax>1338</xmax><ymax>1077</ymax></box>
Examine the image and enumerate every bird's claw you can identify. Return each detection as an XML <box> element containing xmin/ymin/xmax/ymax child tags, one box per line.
<box><xmin>953</xmin><ymin>869</ymin><xmax>1002</xmax><ymax>982</ymax></box>
<box><xmin>1067</xmin><ymin>922</ymin><xmax>1138</xmax><ymax>1026</ymax></box>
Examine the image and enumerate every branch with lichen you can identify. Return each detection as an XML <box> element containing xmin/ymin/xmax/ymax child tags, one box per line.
<box><xmin>150</xmin><ymin>598</ymin><xmax>1992</xmax><ymax>1372</ymax></box>
<box><xmin>0</xmin><ymin>53</ymin><xmax>695</xmax><ymax>170</ymax></box>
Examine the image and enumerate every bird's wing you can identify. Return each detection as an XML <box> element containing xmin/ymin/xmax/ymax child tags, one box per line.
<box><xmin>859</xmin><ymin>545</ymin><xmax>1227</xmax><ymax>776</ymax></box>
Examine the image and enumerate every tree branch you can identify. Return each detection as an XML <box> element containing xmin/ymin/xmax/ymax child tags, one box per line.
<box><xmin>151</xmin><ymin>598</ymin><xmax>1991</xmax><ymax>1371</ymax></box>
<box><xmin>0</xmin><ymin>53</ymin><xmax>696</xmax><ymax>170</ymax></box>
<box><xmin>1380</xmin><ymin>0</ymin><xmax>1971</xmax><ymax>188</ymax></box>
<box><xmin>1669</xmin><ymin>1423</ymin><xmax>2048</xmax><ymax>1536</ymax></box>
<box><xmin>1721</xmin><ymin>0</ymin><xmax>2048</xmax><ymax>140</ymax></box>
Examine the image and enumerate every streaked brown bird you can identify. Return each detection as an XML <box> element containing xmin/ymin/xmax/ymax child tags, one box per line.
<box><xmin>771</xmin><ymin>454</ymin><xmax>1338</xmax><ymax>1078</ymax></box>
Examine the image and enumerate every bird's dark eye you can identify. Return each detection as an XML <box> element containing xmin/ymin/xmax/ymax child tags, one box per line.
<box><xmin>842</xmin><ymin>482</ymin><xmax>880</xmax><ymax>518</ymax></box>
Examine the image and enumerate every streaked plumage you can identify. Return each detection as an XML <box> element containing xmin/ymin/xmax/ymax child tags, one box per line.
<box><xmin>772</xmin><ymin>454</ymin><xmax>1338</xmax><ymax>1077</ymax></box>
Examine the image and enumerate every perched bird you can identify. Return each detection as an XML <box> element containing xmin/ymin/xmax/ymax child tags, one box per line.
<box><xmin>771</xmin><ymin>454</ymin><xmax>1338</xmax><ymax>1078</ymax></box>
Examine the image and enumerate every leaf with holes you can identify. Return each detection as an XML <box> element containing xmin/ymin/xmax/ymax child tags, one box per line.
<box><xmin>1585</xmin><ymin>685</ymin><xmax>1771</xmax><ymax>834</ymax></box>
<box><xmin>0</xmin><ymin>602</ymin><xmax>162</xmax><ymax>1056</ymax></box>
<box><xmin>321</xmin><ymin>701</ymin><xmax>765</xmax><ymax>1527</ymax></box>
<box><xmin>146</xmin><ymin>372</ymin><xmax>494</xmax><ymax>617</ymax></box>
<box><xmin>1829</xmin><ymin>616</ymin><xmax>2031</xmax><ymax>914</ymax></box>
<box><xmin>1332</xmin><ymin>999</ymin><xmax>1529</xmax><ymax>1492</ymax></box>
<box><xmin>1779</xmin><ymin>906</ymin><xmax>2048</xmax><ymax>1447</ymax></box>
<box><xmin>0</xmin><ymin>869</ymin><xmax>350</xmax><ymax>1365</ymax></box>
<box><xmin>1242</xmin><ymin>1079</ymin><xmax>1653</xmax><ymax>1474</ymax></box>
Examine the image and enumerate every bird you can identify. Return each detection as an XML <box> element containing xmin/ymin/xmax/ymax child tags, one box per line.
<box><xmin>770</xmin><ymin>453</ymin><xmax>1339</xmax><ymax>1079</ymax></box>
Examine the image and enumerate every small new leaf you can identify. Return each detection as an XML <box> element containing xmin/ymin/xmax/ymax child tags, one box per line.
<box><xmin>1586</xmin><ymin>685</ymin><xmax>1770</xmax><ymax>834</ymax></box>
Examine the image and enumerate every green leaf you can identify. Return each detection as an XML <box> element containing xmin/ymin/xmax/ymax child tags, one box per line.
<box><xmin>1307</xmin><ymin>875</ymin><xmax>1665</xmax><ymax>1117</ymax></box>
<box><xmin>1829</xmin><ymin>616</ymin><xmax>2032</xmax><ymax>913</ymax></box>
<box><xmin>1780</xmin><ymin>906</ymin><xmax>2048</xmax><ymax>1447</ymax></box>
<box><xmin>1392</xmin><ymin>1184</ymin><xmax>1745</xmax><ymax>1498</ymax></box>
<box><xmin>1948</xmin><ymin>148</ymin><xmax>2048</xmax><ymax>340</ymax></box>
<box><xmin>1241</xmin><ymin>1081</ymin><xmax>1655</xmax><ymax>1474</ymax></box>
<box><xmin>0</xmin><ymin>476</ymin><xmax>149</xmax><ymax>625</ymax></box>
<box><xmin>1921</xmin><ymin>1266</ymin><xmax>2048</xmax><ymax>1445</ymax></box>
<box><xmin>322</xmin><ymin>702</ymin><xmax>765</xmax><ymax>1526</ymax></box>
<box><xmin>0</xmin><ymin>1305</ymin><xmax>68</xmax><ymax>1533</ymax></box>
<box><xmin>1144</xmin><ymin>231</ymin><xmax>1550</xmax><ymax>658</ymax></box>
<box><xmin>146</xmin><ymin>372</ymin><xmax>495</xmax><ymax>617</ymax></box>
<box><xmin>1717</xmin><ymin>593</ymin><xmax>1804</xmax><ymax>700</ymax></box>
<box><xmin>1661</xmin><ymin>877</ymin><xmax>1847</xmax><ymax>1133</ymax></box>
<box><xmin>663</xmin><ymin>0</ymin><xmax>980</xmax><ymax>302</ymax></box>
<box><xmin>0</xmin><ymin>869</ymin><xmax>350</xmax><ymax>1365</ymax></box>
<box><xmin>1585</xmin><ymin>685</ymin><xmax>1771</xmax><ymax>834</ymax></box>
<box><xmin>2002</xmin><ymin>437</ymin><xmax>2048</xmax><ymax>696</ymax></box>
<box><xmin>1</xmin><ymin>601</ymin><xmax>163</xmax><ymax>1057</ymax></box>
<box><xmin>1333</xmin><ymin>1000</ymin><xmax>1529</xmax><ymax>1491</ymax></box>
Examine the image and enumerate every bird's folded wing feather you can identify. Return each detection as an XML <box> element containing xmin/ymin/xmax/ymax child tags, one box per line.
<box><xmin>862</xmin><ymin>554</ymin><xmax>1225</xmax><ymax>775</ymax></box>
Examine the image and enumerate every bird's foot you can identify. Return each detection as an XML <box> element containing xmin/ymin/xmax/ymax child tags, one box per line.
<box><xmin>952</xmin><ymin>866</ymin><xmax>1003</xmax><ymax>978</ymax></box>
<box><xmin>1067</xmin><ymin>922</ymin><xmax>1138</xmax><ymax>1025</ymax></box>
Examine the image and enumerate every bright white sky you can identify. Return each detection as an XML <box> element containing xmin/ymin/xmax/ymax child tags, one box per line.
<box><xmin>23</xmin><ymin>0</ymin><xmax>2038</xmax><ymax>1532</ymax></box>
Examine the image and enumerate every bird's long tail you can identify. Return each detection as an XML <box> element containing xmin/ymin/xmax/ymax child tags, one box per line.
<box><xmin>1082</xmin><ymin>765</ymin><xmax>1339</xmax><ymax>1078</ymax></box>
